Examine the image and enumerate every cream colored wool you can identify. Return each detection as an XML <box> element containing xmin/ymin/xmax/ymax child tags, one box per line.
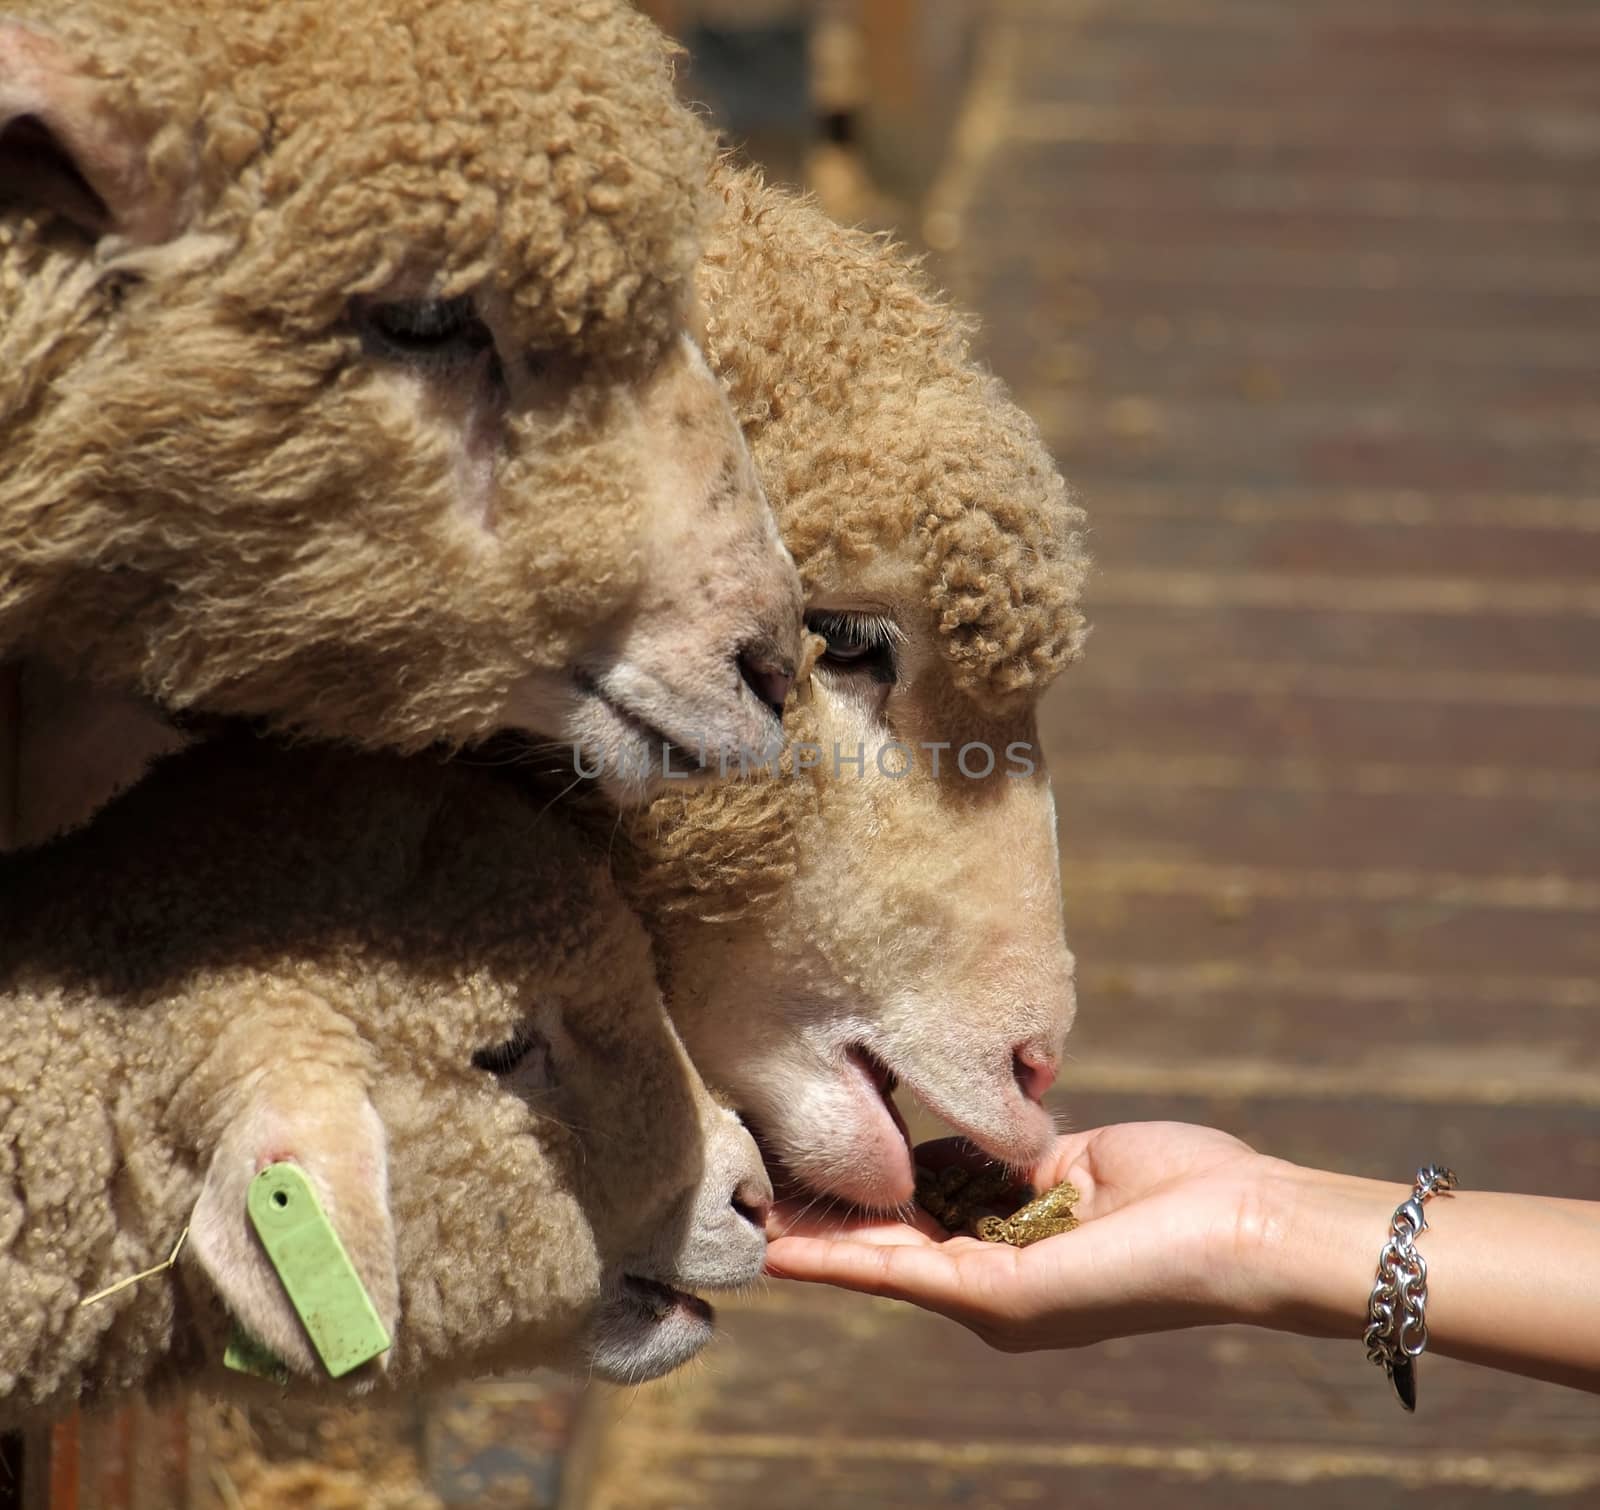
<box><xmin>619</xmin><ymin>169</ymin><xmax>1087</xmax><ymax>1209</ymax></box>
<box><xmin>625</xmin><ymin>166</ymin><xmax>1088</xmax><ymax>917</ymax></box>
<box><xmin>0</xmin><ymin>733</ymin><xmax>768</xmax><ymax>1429</ymax></box>
<box><xmin>0</xmin><ymin>0</ymin><xmax>797</xmax><ymax>761</ymax></box>
<box><xmin>706</xmin><ymin>167</ymin><xmax>1087</xmax><ymax>710</ymax></box>
<box><xmin>1</xmin><ymin>165</ymin><xmax>1088</xmax><ymax>1390</ymax></box>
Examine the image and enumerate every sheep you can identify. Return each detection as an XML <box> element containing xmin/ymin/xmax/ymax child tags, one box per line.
<box><xmin>0</xmin><ymin>730</ymin><xmax>771</xmax><ymax>1429</ymax></box>
<box><xmin>616</xmin><ymin>166</ymin><xmax>1090</xmax><ymax>1210</ymax></box>
<box><xmin>5</xmin><ymin>158</ymin><xmax>1089</xmax><ymax>1357</ymax></box>
<box><xmin>8</xmin><ymin>166</ymin><xmax>1093</xmax><ymax>1485</ymax></box>
<box><xmin>0</xmin><ymin>0</ymin><xmax>802</xmax><ymax>803</ymax></box>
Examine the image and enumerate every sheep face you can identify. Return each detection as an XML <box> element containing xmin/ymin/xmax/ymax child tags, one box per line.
<box><xmin>162</xmin><ymin>956</ymin><xmax>768</xmax><ymax>1399</ymax></box>
<box><xmin>0</xmin><ymin>0</ymin><xmax>801</xmax><ymax>795</ymax></box>
<box><xmin>560</xmin><ymin>1038</ymin><xmax>773</xmax><ymax>1386</ymax></box>
<box><xmin>620</xmin><ymin>171</ymin><xmax>1089</xmax><ymax>1210</ymax></box>
<box><xmin>648</xmin><ymin>627</ymin><xmax>1077</xmax><ymax>1212</ymax></box>
<box><xmin>457</xmin><ymin>984</ymin><xmax>771</xmax><ymax>1389</ymax></box>
<box><xmin>166</xmin><ymin>747</ymin><xmax>770</xmax><ymax>1393</ymax></box>
<box><xmin>265</xmin><ymin>987</ymin><xmax>771</xmax><ymax>1393</ymax></box>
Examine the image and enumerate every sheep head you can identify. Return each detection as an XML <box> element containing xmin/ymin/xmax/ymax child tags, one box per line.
<box><xmin>0</xmin><ymin>1</ymin><xmax>801</xmax><ymax>797</ymax></box>
<box><xmin>0</xmin><ymin>737</ymin><xmax>770</xmax><ymax>1420</ymax></box>
<box><xmin>172</xmin><ymin>742</ymin><xmax>770</xmax><ymax>1393</ymax></box>
<box><xmin>174</xmin><ymin>963</ymin><xmax>770</xmax><ymax>1395</ymax></box>
<box><xmin>622</xmin><ymin>170</ymin><xmax>1088</xmax><ymax>1210</ymax></box>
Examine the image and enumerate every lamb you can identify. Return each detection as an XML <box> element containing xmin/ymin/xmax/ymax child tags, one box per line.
<box><xmin>8</xmin><ymin>162</ymin><xmax>1090</xmax><ymax>1237</ymax></box>
<box><xmin>0</xmin><ymin>0</ymin><xmax>801</xmax><ymax>799</ymax></box>
<box><xmin>0</xmin><ymin>730</ymin><xmax>770</xmax><ymax>1429</ymax></box>
<box><xmin>617</xmin><ymin>167</ymin><xmax>1090</xmax><ymax>1210</ymax></box>
<box><xmin>3</xmin><ymin>152</ymin><xmax>1089</xmax><ymax>1426</ymax></box>
<box><xmin>22</xmin><ymin>171</ymin><xmax>1092</xmax><ymax>1485</ymax></box>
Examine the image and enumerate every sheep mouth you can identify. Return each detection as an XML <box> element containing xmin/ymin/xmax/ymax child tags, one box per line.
<box><xmin>742</xmin><ymin>1047</ymin><xmax>923</xmax><ymax>1212</ymax></box>
<box><xmin>587</xmin><ymin>1275</ymin><xmax>720</xmax><ymax>1383</ymax></box>
<box><xmin>621</xmin><ymin>1274</ymin><xmax>714</xmax><ymax>1327</ymax></box>
<box><xmin>846</xmin><ymin>1044</ymin><xmax>913</xmax><ymax>1153</ymax></box>
<box><xmin>847</xmin><ymin>1042</ymin><xmax>1058</xmax><ymax>1181</ymax></box>
<box><xmin>574</xmin><ymin>671</ymin><xmax>708</xmax><ymax>777</ymax></box>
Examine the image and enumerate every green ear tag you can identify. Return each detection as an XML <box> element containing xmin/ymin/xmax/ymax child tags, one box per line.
<box><xmin>243</xmin><ymin>1162</ymin><xmax>392</xmax><ymax>1379</ymax></box>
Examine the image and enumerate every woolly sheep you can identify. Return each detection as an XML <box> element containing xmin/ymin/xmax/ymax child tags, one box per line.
<box><xmin>0</xmin><ymin>731</ymin><xmax>770</xmax><ymax>1428</ymax></box>
<box><xmin>4</xmin><ymin>164</ymin><xmax>1088</xmax><ymax>1226</ymax></box>
<box><xmin>0</xmin><ymin>0</ymin><xmax>801</xmax><ymax>798</ymax></box>
<box><xmin>618</xmin><ymin>168</ymin><xmax>1090</xmax><ymax>1209</ymax></box>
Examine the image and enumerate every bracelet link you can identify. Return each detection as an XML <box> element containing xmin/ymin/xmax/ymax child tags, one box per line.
<box><xmin>1364</xmin><ymin>1164</ymin><xmax>1457</xmax><ymax>1413</ymax></box>
<box><xmin>1394</xmin><ymin>1195</ymin><xmax>1428</xmax><ymax>1237</ymax></box>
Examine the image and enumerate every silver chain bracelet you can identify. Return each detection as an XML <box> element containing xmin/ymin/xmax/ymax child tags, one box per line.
<box><xmin>1363</xmin><ymin>1163</ymin><xmax>1458</xmax><ymax>1411</ymax></box>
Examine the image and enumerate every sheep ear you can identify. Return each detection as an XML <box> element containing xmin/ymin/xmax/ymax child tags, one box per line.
<box><xmin>0</xmin><ymin>23</ymin><xmax>180</xmax><ymax>240</ymax></box>
<box><xmin>187</xmin><ymin>1075</ymin><xmax>401</xmax><ymax>1380</ymax></box>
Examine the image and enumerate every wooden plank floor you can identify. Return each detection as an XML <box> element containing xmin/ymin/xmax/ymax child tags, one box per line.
<box><xmin>584</xmin><ymin>0</ymin><xmax>1600</xmax><ymax>1502</ymax></box>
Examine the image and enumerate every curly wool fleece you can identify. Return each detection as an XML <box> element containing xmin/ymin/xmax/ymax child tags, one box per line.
<box><xmin>703</xmin><ymin>167</ymin><xmax>1088</xmax><ymax>711</ymax></box>
<box><xmin>620</xmin><ymin>167</ymin><xmax>1089</xmax><ymax>921</ymax></box>
<box><xmin>0</xmin><ymin>733</ymin><xmax>761</xmax><ymax>1426</ymax></box>
<box><xmin>0</xmin><ymin>0</ymin><xmax>720</xmax><ymax>750</ymax></box>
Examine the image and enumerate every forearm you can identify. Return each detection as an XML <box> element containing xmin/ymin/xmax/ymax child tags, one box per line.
<box><xmin>1244</xmin><ymin>1160</ymin><xmax>1600</xmax><ymax>1393</ymax></box>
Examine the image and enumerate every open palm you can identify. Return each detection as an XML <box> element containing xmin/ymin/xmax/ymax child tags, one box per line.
<box><xmin>766</xmin><ymin>1123</ymin><xmax>1271</xmax><ymax>1352</ymax></box>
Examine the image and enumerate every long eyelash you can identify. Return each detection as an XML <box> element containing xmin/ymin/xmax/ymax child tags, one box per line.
<box><xmin>471</xmin><ymin>1030</ymin><xmax>535</xmax><ymax>1075</ymax></box>
<box><xmin>807</xmin><ymin>611</ymin><xmax>904</xmax><ymax>648</ymax></box>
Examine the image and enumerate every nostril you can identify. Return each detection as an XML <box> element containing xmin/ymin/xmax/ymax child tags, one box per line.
<box><xmin>737</xmin><ymin>649</ymin><xmax>794</xmax><ymax>723</ymax></box>
<box><xmin>1013</xmin><ymin>1047</ymin><xmax>1059</xmax><ymax>1103</ymax></box>
<box><xmin>730</xmin><ymin>1177</ymin><xmax>772</xmax><ymax>1233</ymax></box>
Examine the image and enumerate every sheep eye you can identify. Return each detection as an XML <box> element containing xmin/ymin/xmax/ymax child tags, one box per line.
<box><xmin>471</xmin><ymin>1028</ymin><xmax>554</xmax><ymax>1090</ymax></box>
<box><xmin>355</xmin><ymin>294</ymin><xmax>494</xmax><ymax>370</ymax></box>
<box><xmin>806</xmin><ymin>611</ymin><xmax>900</xmax><ymax>685</ymax></box>
<box><xmin>471</xmin><ymin>1033</ymin><xmax>528</xmax><ymax>1075</ymax></box>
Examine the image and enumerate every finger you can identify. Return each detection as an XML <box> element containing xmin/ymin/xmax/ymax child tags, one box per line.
<box><xmin>775</xmin><ymin>1217</ymin><xmax>940</xmax><ymax>1250</ymax></box>
<box><xmin>904</xmin><ymin>1205</ymin><xmax>954</xmax><ymax>1240</ymax></box>
<box><xmin>766</xmin><ymin>1198</ymin><xmax>948</xmax><ymax>1241</ymax></box>
<box><xmin>1029</xmin><ymin>1130</ymin><xmax>1102</xmax><ymax>1183</ymax></box>
<box><xmin>767</xmin><ymin>1197</ymin><xmax>849</xmax><ymax>1237</ymax></box>
<box><xmin>768</xmin><ymin>1209</ymin><xmax>936</xmax><ymax>1244</ymax></box>
<box><xmin>765</xmin><ymin>1234</ymin><xmax>978</xmax><ymax>1316</ymax></box>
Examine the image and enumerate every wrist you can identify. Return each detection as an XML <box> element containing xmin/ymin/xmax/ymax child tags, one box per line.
<box><xmin>1228</xmin><ymin>1157</ymin><xmax>1412</xmax><ymax>1340</ymax></box>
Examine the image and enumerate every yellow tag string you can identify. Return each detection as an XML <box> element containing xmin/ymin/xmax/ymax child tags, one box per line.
<box><xmin>79</xmin><ymin>1226</ymin><xmax>189</xmax><ymax>1308</ymax></box>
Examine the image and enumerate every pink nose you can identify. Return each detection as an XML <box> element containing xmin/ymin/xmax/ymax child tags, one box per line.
<box><xmin>1013</xmin><ymin>1048</ymin><xmax>1059</xmax><ymax>1103</ymax></box>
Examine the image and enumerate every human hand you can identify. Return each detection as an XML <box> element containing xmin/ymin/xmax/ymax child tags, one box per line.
<box><xmin>765</xmin><ymin>1123</ymin><xmax>1278</xmax><ymax>1352</ymax></box>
